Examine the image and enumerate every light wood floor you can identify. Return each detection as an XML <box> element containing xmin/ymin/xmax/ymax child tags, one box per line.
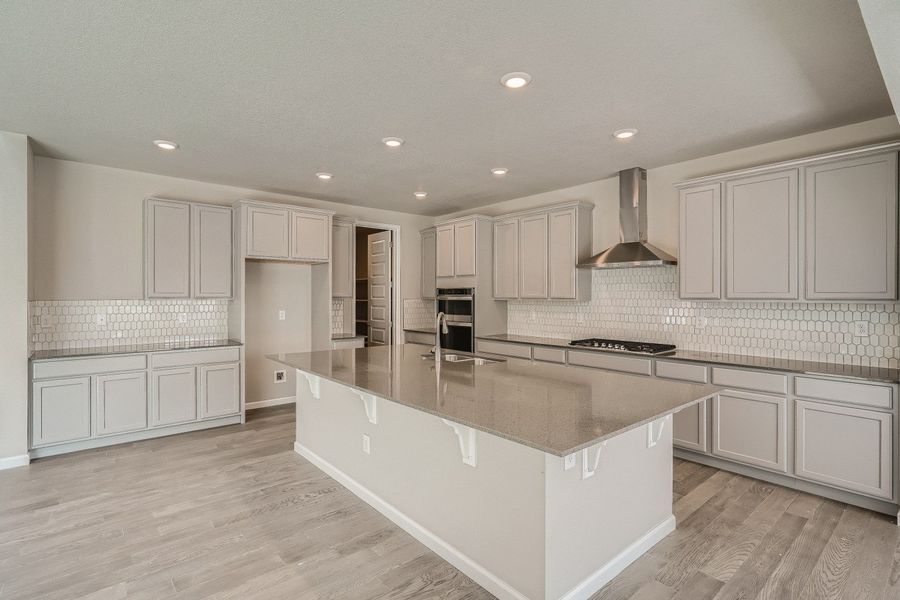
<box><xmin>1</xmin><ymin>406</ymin><xmax>898</xmax><ymax>600</ymax></box>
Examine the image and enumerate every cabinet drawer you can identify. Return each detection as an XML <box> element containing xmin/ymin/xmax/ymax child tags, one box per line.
<box><xmin>476</xmin><ymin>339</ymin><xmax>533</xmax><ymax>359</ymax></box>
<box><xmin>794</xmin><ymin>377</ymin><xmax>892</xmax><ymax>410</ymax></box>
<box><xmin>151</xmin><ymin>347</ymin><xmax>241</xmax><ymax>369</ymax></box>
<box><xmin>33</xmin><ymin>354</ymin><xmax>147</xmax><ymax>379</ymax></box>
<box><xmin>533</xmin><ymin>346</ymin><xmax>566</xmax><ymax>364</ymax></box>
<box><xmin>712</xmin><ymin>367</ymin><xmax>786</xmax><ymax>394</ymax></box>
<box><xmin>567</xmin><ymin>350</ymin><xmax>652</xmax><ymax>376</ymax></box>
<box><xmin>656</xmin><ymin>360</ymin><xmax>708</xmax><ymax>383</ymax></box>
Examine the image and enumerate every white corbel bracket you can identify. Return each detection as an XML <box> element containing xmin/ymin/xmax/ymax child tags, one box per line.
<box><xmin>441</xmin><ymin>420</ymin><xmax>477</xmax><ymax>467</ymax></box>
<box><xmin>299</xmin><ymin>372</ymin><xmax>321</xmax><ymax>399</ymax></box>
<box><xmin>351</xmin><ymin>389</ymin><xmax>378</xmax><ymax>425</ymax></box>
<box><xmin>647</xmin><ymin>415</ymin><xmax>670</xmax><ymax>448</ymax></box>
<box><xmin>581</xmin><ymin>441</ymin><xmax>607</xmax><ymax>480</ymax></box>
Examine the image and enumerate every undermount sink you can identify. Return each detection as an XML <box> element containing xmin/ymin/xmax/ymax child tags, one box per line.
<box><xmin>421</xmin><ymin>353</ymin><xmax>505</xmax><ymax>365</ymax></box>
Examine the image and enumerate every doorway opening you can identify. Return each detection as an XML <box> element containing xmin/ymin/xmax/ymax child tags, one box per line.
<box><xmin>355</xmin><ymin>225</ymin><xmax>396</xmax><ymax>346</ymax></box>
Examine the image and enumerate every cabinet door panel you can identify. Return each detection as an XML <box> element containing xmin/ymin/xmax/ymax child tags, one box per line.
<box><xmin>725</xmin><ymin>170</ymin><xmax>798</xmax><ymax>299</ymax></box>
<box><xmin>519</xmin><ymin>213</ymin><xmax>548</xmax><ymax>298</ymax></box>
<box><xmin>548</xmin><ymin>208</ymin><xmax>577</xmax><ymax>299</ymax></box>
<box><xmin>145</xmin><ymin>199</ymin><xmax>191</xmax><ymax>298</ymax></box>
<box><xmin>332</xmin><ymin>221</ymin><xmax>354</xmax><ymax>297</ymax></box>
<box><xmin>96</xmin><ymin>371</ymin><xmax>148</xmax><ymax>436</ymax></box>
<box><xmin>247</xmin><ymin>206</ymin><xmax>290</xmax><ymax>258</ymax></box>
<box><xmin>32</xmin><ymin>377</ymin><xmax>92</xmax><ymax>446</ymax></box>
<box><xmin>291</xmin><ymin>212</ymin><xmax>330</xmax><ymax>261</ymax></box>
<box><xmin>152</xmin><ymin>367</ymin><xmax>197</xmax><ymax>426</ymax></box>
<box><xmin>199</xmin><ymin>363</ymin><xmax>241</xmax><ymax>419</ymax></box>
<box><xmin>192</xmin><ymin>204</ymin><xmax>233</xmax><ymax>298</ymax></box>
<box><xmin>679</xmin><ymin>184</ymin><xmax>721</xmax><ymax>299</ymax></box>
<box><xmin>420</xmin><ymin>229</ymin><xmax>436</xmax><ymax>299</ymax></box>
<box><xmin>435</xmin><ymin>225</ymin><xmax>455</xmax><ymax>277</ymax></box>
<box><xmin>795</xmin><ymin>399</ymin><xmax>892</xmax><ymax>499</ymax></box>
<box><xmin>673</xmin><ymin>400</ymin><xmax>708</xmax><ymax>453</ymax></box>
<box><xmin>454</xmin><ymin>221</ymin><xmax>476</xmax><ymax>277</ymax></box>
<box><xmin>493</xmin><ymin>219</ymin><xmax>519</xmax><ymax>299</ymax></box>
<box><xmin>712</xmin><ymin>390</ymin><xmax>787</xmax><ymax>472</ymax></box>
<box><xmin>805</xmin><ymin>152</ymin><xmax>898</xmax><ymax>300</ymax></box>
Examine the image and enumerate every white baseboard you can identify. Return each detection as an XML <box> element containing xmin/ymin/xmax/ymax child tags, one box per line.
<box><xmin>294</xmin><ymin>441</ymin><xmax>530</xmax><ymax>600</ymax></box>
<box><xmin>0</xmin><ymin>453</ymin><xmax>30</xmax><ymax>471</ymax></box>
<box><xmin>246</xmin><ymin>397</ymin><xmax>295</xmax><ymax>411</ymax></box>
<box><xmin>559</xmin><ymin>514</ymin><xmax>676</xmax><ymax>600</ymax></box>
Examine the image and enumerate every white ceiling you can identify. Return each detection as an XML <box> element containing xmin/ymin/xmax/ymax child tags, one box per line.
<box><xmin>0</xmin><ymin>1</ymin><xmax>892</xmax><ymax>216</ymax></box>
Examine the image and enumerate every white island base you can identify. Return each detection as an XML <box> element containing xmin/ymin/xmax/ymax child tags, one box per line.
<box><xmin>292</xmin><ymin>373</ymin><xmax>676</xmax><ymax>600</ymax></box>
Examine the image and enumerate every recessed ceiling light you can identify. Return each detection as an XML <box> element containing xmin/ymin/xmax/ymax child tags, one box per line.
<box><xmin>613</xmin><ymin>128</ymin><xmax>638</xmax><ymax>140</ymax></box>
<box><xmin>382</xmin><ymin>137</ymin><xmax>404</xmax><ymax>148</ymax></box>
<box><xmin>491</xmin><ymin>167</ymin><xmax>509</xmax><ymax>176</ymax></box>
<box><xmin>414</xmin><ymin>191</ymin><xmax>428</xmax><ymax>199</ymax></box>
<box><xmin>316</xmin><ymin>172</ymin><xmax>333</xmax><ymax>180</ymax></box>
<box><xmin>153</xmin><ymin>139</ymin><xmax>178</xmax><ymax>151</ymax></box>
<box><xmin>500</xmin><ymin>72</ymin><xmax>532</xmax><ymax>89</ymax></box>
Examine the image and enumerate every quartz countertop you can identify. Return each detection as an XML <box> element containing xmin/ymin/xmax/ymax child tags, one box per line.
<box><xmin>477</xmin><ymin>333</ymin><xmax>900</xmax><ymax>384</ymax></box>
<box><xmin>31</xmin><ymin>339</ymin><xmax>242</xmax><ymax>361</ymax></box>
<box><xmin>268</xmin><ymin>343</ymin><xmax>719</xmax><ymax>457</ymax></box>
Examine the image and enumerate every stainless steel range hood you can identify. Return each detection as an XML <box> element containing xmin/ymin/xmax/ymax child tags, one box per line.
<box><xmin>578</xmin><ymin>167</ymin><xmax>677</xmax><ymax>269</ymax></box>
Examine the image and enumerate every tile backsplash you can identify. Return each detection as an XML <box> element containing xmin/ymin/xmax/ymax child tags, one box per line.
<box><xmin>508</xmin><ymin>268</ymin><xmax>900</xmax><ymax>369</ymax></box>
<box><xmin>30</xmin><ymin>299</ymin><xmax>229</xmax><ymax>351</ymax></box>
<box><xmin>331</xmin><ymin>299</ymin><xmax>345</xmax><ymax>335</ymax></box>
<box><xmin>403</xmin><ymin>298</ymin><xmax>434</xmax><ymax>330</ymax></box>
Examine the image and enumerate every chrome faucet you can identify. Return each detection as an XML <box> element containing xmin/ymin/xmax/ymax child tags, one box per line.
<box><xmin>434</xmin><ymin>311</ymin><xmax>450</xmax><ymax>363</ymax></box>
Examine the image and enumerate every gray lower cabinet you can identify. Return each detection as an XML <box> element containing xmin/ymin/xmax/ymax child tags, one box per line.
<box><xmin>95</xmin><ymin>371</ymin><xmax>148</xmax><ymax>436</ymax></box>
<box><xmin>32</xmin><ymin>377</ymin><xmax>92</xmax><ymax>445</ymax></box>
<box><xmin>673</xmin><ymin>400</ymin><xmax>708</xmax><ymax>453</ymax></box>
<box><xmin>795</xmin><ymin>399</ymin><xmax>893</xmax><ymax>500</ymax></box>
<box><xmin>199</xmin><ymin>363</ymin><xmax>241</xmax><ymax>419</ymax></box>
<box><xmin>712</xmin><ymin>389</ymin><xmax>787</xmax><ymax>473</ymax></box>
<box><xmin>152</xmin><ymin>367</ymin><xmax>198</xmax><ymax>426</ymax></box>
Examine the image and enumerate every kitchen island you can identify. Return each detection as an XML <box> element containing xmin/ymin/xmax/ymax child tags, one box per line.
<box><xmin>269</xmin><ymin>343</ymin><xmax>719</xmax><ymax>600</ymax></box>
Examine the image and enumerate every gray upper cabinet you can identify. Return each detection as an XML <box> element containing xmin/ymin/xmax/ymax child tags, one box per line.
<box><xmin>332</xmin><ymin>218</ymin><xmax>354</xmax><ymax>298</ymax></box>
<box><xmin>291</xmin><ymin>210</ymin><xmax>330</xmax><ymax>262</ymax></box>
<box><xmin>548</xmin><ymin>208</ymin><xmax>578</xmax><ymax>299</ymax></box>
<box><xmin>679</xmin><ymin>184</ymin><xmax>721</xmax><ymax>299</ymax></box>
<box><xmin>454</xmin><ymin>219</ymin><xmax>477</xmax><ymax>277</ymax></box>
<box><xmin>725</xmin><ymin>169</ymin><xmax>799</xmax><ymax>299</ymax></box>
<box><xmin>420</xmin><ymin>227</ymin><xmax>436</xmax><ymax>299</ymax></box>
<box><xmin>435</xmin><ymin>216</ymin><xmax>483</xmax><ymax>280</ymax></box>
<box><xmin>435</xmin><ymin>224</ymin><xmax>455</xmax><ymax>277</ymax></box>
<box><xmin>805</xmin><ymin>152</ymin><xmax>898</xmax><ymax>300</ymax></box>
<box><xmin>246</xmin><ymin>205</ymin><xmax>290</xmax><ymax>259</ymax></box>
<box><xmin>493</xmin><ymin>218</ymin><xmax>519</xmax><ymax>299</ymax></box>
<box><xmin>519</xmin><ymin>213</ymin><xmax>549</xmax><ymax>298</ymax></box>
<box><xmin>192</xmin><ymin>204</ymin><xmax>233</xmax><ymax>298</ymax></box>
<box><xmin>145</xmin><ymin>199</ymin><xmax>191</xmax><ymax>298</ymax></box>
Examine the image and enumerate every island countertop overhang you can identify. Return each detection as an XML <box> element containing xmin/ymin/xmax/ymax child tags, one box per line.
<box><xmin>268</xmin><ymin>343</ymin><xmax>721</xmax><ymax>457</ymax></box>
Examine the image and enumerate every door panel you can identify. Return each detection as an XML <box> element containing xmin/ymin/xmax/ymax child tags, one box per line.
<box><xmin>152</xmin><ymin>367</ymin><xmax>197</xmax><ymax>426</ymax></box>
<box><xmin>454</xmin><ymin>221</ymin><xmax>476</xmax><ymax>277</ymax></box>
<box><xmin>368</xmin><ymin>230</ymin><xmax>393</xmax><ymax>346</ymax></box>
<box><xmin>519</xmin><ymin>213</ymin><xmax>548</xmax><ymax>298</ymax></box>
<box><xmin>95</xmin><ymin>371</ymin><xmax>148</xmax><ymax>436</ymax></box>
<box><xmin>32</xmin><ymin>377</ymin><xmax>92</xmax><ymax>446</ymax></box>
<box><xmin>291</xmin><ymin>212</ymin><xmax>330</xmax><ymax>261</ymax></box>
<box><xmin>673</xmin><ymin>400</ymin><xmax>708</xmax><ymax>453</ymax></box>
<box><xmin>199</xmin><ymin>363</ymin><xmax>241</xmax><ymax>419</ymax></box>
<box><xmin>145</xmin><ymin>199</ymin><xmax>191</xmax><ymax>298</ymax></box>
<box><xmin>435</xmin><ymin>225</ymin><xmax>455</xmax><ymax>277</ymax></box>
<box><xmin>246</xmin><ymin>206</ymin><xmax>290</xmax><ymax>258</ymax></box>
<box><xmin>712</xmin><ymin>390</ymin><xmax>787</xmax><ymax>472</ymax></box>
<box><xmin>332</xmin><ymin>221</ymin><xmax>354</xmax><ymax>297</ymax></box>
<box><xmin>548</xmin><ymin>208</ymin><xmax>577</xmax><ymax>299</ymax></box>
<box><xmin>420</xmin><ymin>228</ymin><xmax>437</xmax><ymax>299</ymax></box>
<box><xmin>679</xmin><ymin>184</ymin><xmax>721</xmax><ymax>299</ymax></box>
<box><xmin>192</xmin><ymin>204</ymin><xmax>232</xmax><ymax>298</ymax></box>
<box><xmin>493</xmin><ymin>218</ymin><xmax>519</xmax><ymax>299</ymax></box>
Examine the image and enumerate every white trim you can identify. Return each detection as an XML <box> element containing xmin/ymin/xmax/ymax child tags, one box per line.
<box><xmin>0</xmin><ymin>454</ymin><xmax>30</xmax><ymax>470</ymax></box>
<box><xmin>558</xmin><ymin>515</ymin><xmax>676</xmax><ymax>600</ymax></box>
<box><xmin>245</xmin><ymin>396</ymin><xmax>294</xmax><ymax>410</ymax></box>
<box><xmin>294</xmin><ymin>441</ymin><xmax>529</xmax><ymax>600</ymax></box>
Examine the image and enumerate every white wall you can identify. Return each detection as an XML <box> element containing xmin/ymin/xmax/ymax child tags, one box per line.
<box><xmin>31</xmin><ymin>157</ymin><xmax>433</xmax><ymax>301</ymax></box>
<box><xmin>0</xmin><ymin>132</ymin><xmax>31</xmax><ymax>465</ymax></box>
<box><xmin>438</xmin><ymin>116</ymin><xmax>900</xmax><ymax>258</ymax></box>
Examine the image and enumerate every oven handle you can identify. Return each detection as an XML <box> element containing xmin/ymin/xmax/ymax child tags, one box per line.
<box><xmin>436</xmin><ymin>294</ymin><xmax>473</xmax><ymax>300</ymax></box>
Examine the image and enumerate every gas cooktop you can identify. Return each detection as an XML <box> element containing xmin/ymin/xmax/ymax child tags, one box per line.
<box><xmin>569</xmin><ymin>338</ymin><xmax>677</xmax><ymax>356</ymax></box>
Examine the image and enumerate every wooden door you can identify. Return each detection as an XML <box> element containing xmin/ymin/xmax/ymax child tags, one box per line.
<box><xmin>712</xmin><ymin>390</ymin><xmax>787</xmax><ymax>472</ymax></box>
<box><xmin>420</xmin><ymin>228</ymin><xmax>437</xmax><ymax>299</ymax></box>
<box><xmin>454</xmin><ymin>220</ymin><xmax>476</xmax><ymax>277</ymax></box>
<box><xmin>548</xmin><ymin>208</ymin><xmax>577</xmax><ymax>299</ymax></box>
<box><xmin>145</xmin><ymin>198</ymin><xmax>191</xmax><ymax>298</ymax></box>
<box><xmin>332</xmin><ymin>220</ymin><xmax>354</xmax><ymax>297</ymax></box>
<box><xmin>435</xmin><ymin>225</ymin><xmax>455</xmax><ymax>277</ymax></box>
<box><xmin>493</xmin><ymin>218</ymin><xmax>519</xmax><ymax>299</ymax></box>
<box><xmin>519</xmin><ymin>213</ymin><xmax>548</xmax><ymax>298</ymax></box>
<box><xmin>368</xmin><ymin>230</ymin><xmax>393</xmax><ymax>346</ymax></box>
<box><xmin>246</xmin><ymin>205</ymin><xmax>290</xmax><ymax>258</ymax></box>
<box><xmin>679</xmin><ymin>184</ymin><xmax>721</xmax><ymax>299</ymax></box>
<box><xmin>291</xmin><ymin>211</ymin><xmax>330</xmax><ymax>261</ymax></box>
<box><xmin>95</xmin><ymin>371</ymin><xmax>148</xmax><ymax>436</ymax></box>
<box><xmin>31</xmin><ymin>377</ymin><xmax>91</xmax><ymax>446</ymax></box>
<box><xmin>199</xmin><ymin>363</ymin><xmax>241</xmax><ymax>419</ymax></box>
<box><xmin>192</xmin><ymin>204</ymin><xmax>232</xmax><ymax>298</ymax></box>
<box><xmin>805</xmin><ymin>152</ymin><xmax>898</xmax><ymax>300</ymax></box>
<box><xmin>152</xmin><ymin>367</ymin><xmax>197</xmax><ymax>426</ymax></box>
<box><xmin>725</xmin><ymin>169</ymin><xmax>798</xmax><ymax>299</ymax></box>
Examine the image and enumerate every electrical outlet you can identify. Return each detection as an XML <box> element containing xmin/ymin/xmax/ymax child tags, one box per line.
<box><xmin>95</xmin><ymin>313</ymin><xmax>107</xmax><ymax>326</ymax></box>
<box><xmin>564</xmin><ymin>454</ymin><xmax>576</xmax><ymax>471</ymax></box>
<box><xmin>853</xmin><ymin>321</ymin><xmax>870</xmax><ymax>337</ymax></box>
<box><xmin>40</xmin><ymin>314</ymin><xmax>53</xmax><ymax>328</ymax></box>
<box><xmin>177</xmin><ymin>313</ymin><xmax>188</xmax><ymax>324</ymax></box>
<box><xmin>278</xmin><ymin>310</ymin><xmax>286</xmax><ymax>321</ymax></box>
<box><xmin>362</xmin><ymin>434</ymin><xmax>371</xmax><ymax>455</ymax></box>
<box><xmin>274</xmin><ymin>369</ymin><xmax>286</xmax><ymax>383</ymax></box>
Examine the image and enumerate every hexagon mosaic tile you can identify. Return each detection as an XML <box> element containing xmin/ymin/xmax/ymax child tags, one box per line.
<box><xmin>508</xmin><ymin>268</ymin><xmax>900</xmax><ymax>369</ymax></box>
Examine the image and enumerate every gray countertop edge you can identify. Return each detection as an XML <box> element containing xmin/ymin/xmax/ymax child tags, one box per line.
<box><xmin>267</xmin><ymin>350</ymin><xmax>719</xmax><ymax>457</ymax></box>
<box><xmin>476</xmin><ymin>334</ymin><xmax>900</xmax><ymax>384</ymax></box>
<box><xmin>31</xmin><ymin>339</ymin><xmax>243</xmax><ymax>361</ymax></box>
<box><xmin>403</xmin><ymin>327</ymin><xmax>436</xmax><ymax>334</ymax></box>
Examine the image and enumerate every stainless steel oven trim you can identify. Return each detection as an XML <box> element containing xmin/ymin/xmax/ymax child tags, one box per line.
<box><xmin>436</xmin><ymin>294</ymin><xmax>474</xmax><ymax>300</ymax></box>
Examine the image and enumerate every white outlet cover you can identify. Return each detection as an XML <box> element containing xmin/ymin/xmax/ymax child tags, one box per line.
<box><xmin>95</xmin><ymin>314</ymin><xmax>107</xmax><ymax>326</ymax></box>
<box><xmin>362</xmin><ymin>434</ymin><xmax>371</xmax><ymax>455</ymax></box>
<box><xmin>853</xmin><ymin>321</ymin><xmax>870</xmax><ymax>337</ymax></box>
<box><xmin>564</xmin><ymin>454</ymin><xmax>576</xmax><ymax>471</ymax></box>
<box><xmin>278</xmin><ymin>310</ymin><xmax>286</xmax><ymax>321</ymax></box>
<box><xmin>177</xmin><ymin>313</ymin><xmax>188</xmax><ymax>324</ymax></box>
<box><xmin>40</xmin><ymin>314</ymin><xmax>53</xmax><ymax>328</ymax></box>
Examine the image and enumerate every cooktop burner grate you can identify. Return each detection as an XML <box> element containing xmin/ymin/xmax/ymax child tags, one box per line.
<box><xmin>568</xmin><ymin>338</ymin><xmax>677</xmax><ymax>355</ymax></box>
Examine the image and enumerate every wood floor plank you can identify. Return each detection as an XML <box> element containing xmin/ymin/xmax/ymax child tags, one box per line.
<box><xmin>796</xmin><ymin>506</ymin><xmax>870</xmax><ymax>600</ymax></box>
